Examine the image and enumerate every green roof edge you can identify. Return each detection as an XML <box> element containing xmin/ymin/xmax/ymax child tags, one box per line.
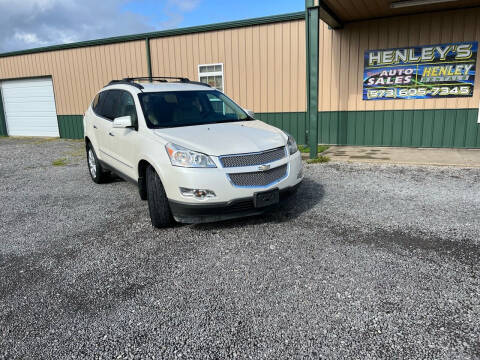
<box><xmin>0</xmin><ymin>11</ymin><xmax>305</xmax><ymax>58</ymax></box>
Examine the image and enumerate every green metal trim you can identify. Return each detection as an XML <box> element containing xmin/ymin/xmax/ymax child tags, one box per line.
<box><xmin>56</xmin><ymin>112</ymin><xmax>308</xmax><ymax>143</ymax></box>
<box><xmin>0</xmin><ymin>12</ymin><xmax>305</xmax><ymax>59</ymax></box>
<box><xmin>305</xmin><ymin>1</ymin><xmax>320</xmax><ymax>158</ymax></box>
<box><xmin>55</xmin><ymin>109</ymin><xmax>480</xmax><ymax>148</ymax></box>
<box><xmin>317</xmin><ymin>109</ymin><xmax>480</xmax><ymax>148</ymax></box>
<box><xmin>58</xmin><ymin>115</ymin><xmax>84</xmax><ymax>139</ymax></box>
<box><xmin>0</xmin><ymin>87</ymin><xmax>7</xmax><ymax>136</ymax></box>
<box><xmin>145</xmin><ymin>38</ymin><xmax>152</xmax><ymax>80</ymax></box>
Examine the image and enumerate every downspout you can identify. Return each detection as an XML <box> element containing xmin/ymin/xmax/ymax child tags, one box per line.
<box><xmin>305</xmin><ymin>0</ymin><xmax>320</xmax><ymax>159</ymax></box>
<box><xmin>145</xmin><ymin>37</ymin><xmax>152</xmax><ymax>82</ymax></box>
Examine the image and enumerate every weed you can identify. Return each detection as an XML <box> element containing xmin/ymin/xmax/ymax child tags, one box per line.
<box><xmin>52</xmin><ymin>158</ymin><xmax>68</xmax><ymax>166</ymax></box>
<box><xmin>307</xmin><ymin>155</ymin><xmax>330</xmax><ymax>164</ymax></box>
<box><xmin>298</xmin><ymin>145</ymin><xmax>330</xmax><ymax>154</ymax></box>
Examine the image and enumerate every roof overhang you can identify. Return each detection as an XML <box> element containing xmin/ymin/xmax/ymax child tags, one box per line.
<box><xmin>319</xmin><ymin>0</ymin><xmax>480</xmax><ymax>29</ymax></box>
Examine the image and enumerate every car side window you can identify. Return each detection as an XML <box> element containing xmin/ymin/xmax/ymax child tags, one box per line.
<box><xmin>92</xmin><ymin>93</ymin><xmax>100</xmax><ymax>110</ymax></box>
<box><xmin>99</xmin><ymin>90</ymin><xmax>121</xmax><ymax>121</ymax></box>
<box><xmin>92</xmin><ymin>90</ymin><xmax>111</xmax><ymax>119</ymax></box>
<box><xmin>116</xmin><ymin>90</ymin><xmax>138</xmax><ymax>128</ymax></box>
<box><xmin>92</xmin><ymin>91</ymin><xmax>108</xmax><ymax>116</ymax></box>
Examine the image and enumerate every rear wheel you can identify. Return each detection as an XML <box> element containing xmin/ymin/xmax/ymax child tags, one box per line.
<box><xmin>146</xmin><ymin>166</ymin><xmax>174</xmax><ymax>228</ymax></box>
<box><xmin>87</xmin><ymin>143</ymin><xmax>109</xmax><ymax>184</ymax></box>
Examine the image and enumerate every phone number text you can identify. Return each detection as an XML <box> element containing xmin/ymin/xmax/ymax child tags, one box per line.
<box><xmin>366</xmin><ymin>86</ymin><xmax>472</xmax><ymax>99</ymax></box>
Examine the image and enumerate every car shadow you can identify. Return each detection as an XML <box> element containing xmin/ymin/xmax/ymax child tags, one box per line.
<box><xmin>192</xmin><ymin>178</ymin><xmax>324</xmax><ymax>231</ymax></box>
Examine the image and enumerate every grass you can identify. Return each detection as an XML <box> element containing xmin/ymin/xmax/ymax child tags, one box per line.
<box><xmin>298</xmin><ymin>144</ymin><xmax>330</xmax><ymax>154</ymax></box>
<box><xmin>52</xmin><ymin>158</ymin><xmax>68</xmax><ymax>166</ymax></box>
<box><xmin>33</xmin><ymin>137</ymin><xmax>61</xmax><ymax>144</ymax></box>
<box><xmin>306</xmin><ymin>155</ymin><xmax>330</xmax><ymax>164</ymax></box>
<box><xmin>68</xmin><ymin>148</ymin><xmax>85</xmax><ymax>157</ymax></box>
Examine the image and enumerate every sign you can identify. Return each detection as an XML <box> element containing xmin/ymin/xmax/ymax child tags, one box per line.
<box><xmin>363</xmin><ymin>42</ymin><xmax>478</xmax><ymax>100</ymax></box>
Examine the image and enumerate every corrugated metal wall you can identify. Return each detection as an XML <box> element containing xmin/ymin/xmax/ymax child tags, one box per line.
<box><xmin>0</xmin><ymin>41</ymin><xmax>148</xmax><ymax>115</ymax></box>
<box><xmin>317</xmin><ymin>7</ymin><xmax>480</xmax><ymax>147</ymax></box>
<box><xmin>1</xmin><ymin>8</ymin><xmax>479</xmax><ymax>147</ymax></box>
<box><xmin>149</xmin><ymin>20</ymin><xmax>306</xmax><ymax>113</ymax></box>
<box><xmin>0</xmin><ymin>19</ymin><xmax>307</xmax><ymax>139</ymax></box>
<box><xmin>318</xmin><ymin>7</ymin><xmax>480</xmax><ymax>111</ymax></box>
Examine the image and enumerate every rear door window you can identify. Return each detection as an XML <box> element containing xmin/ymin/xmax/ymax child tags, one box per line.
<box><xmin>116</xmin><ymin>90</ymin><xmax>138</xmax><ymax>127</ymax></box>
<box><xmin>92</xmin><ymin>93</ymin><xmax>100</xmax><ymax>110</ymax></box>
<box><xmin>99</xmin><ymin>90</ymin><xmax>121</xmax><ymax>120</ymax></box>
<box><xmin>92</xmin><ymin>92</ymin><xmax>108</xmax><ymax>116</ymax></box>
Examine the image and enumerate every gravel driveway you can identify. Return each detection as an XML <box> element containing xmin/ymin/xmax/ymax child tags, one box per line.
<box><xmin>1</xmin><ymin>137</ymin><xmax>479</xmax><ymax>359</ymax></box>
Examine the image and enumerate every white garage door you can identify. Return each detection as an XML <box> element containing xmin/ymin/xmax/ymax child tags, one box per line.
<box><xmin>1</xmin><ymin>77</ymin><xmax>59</xmax><ymax>137</ymax></box>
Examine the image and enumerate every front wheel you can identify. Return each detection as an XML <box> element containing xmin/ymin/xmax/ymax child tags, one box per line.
<box><xmin>146</xmin><ymin>166</ymin><xmax>174</xmax><ymax>228</ymax></box>
<box><xmin>87</xmin><ymin>143</ymin><xmax>109</xmax><ymax>184</ymax></box>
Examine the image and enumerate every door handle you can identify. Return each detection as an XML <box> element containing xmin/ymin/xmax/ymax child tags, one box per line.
<box><xmin>93</xmin><ymin>125</ymin><xmax>97</xmax><ymax>129</ymax></box>
<box><xmin>109</xmin><ymin>132</ymin><xmax>114</xmax><ymax>137</ymax></box>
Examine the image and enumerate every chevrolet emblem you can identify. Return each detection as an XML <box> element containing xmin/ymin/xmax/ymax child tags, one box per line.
<box><xmin>258</xmin><ymin>164</ymin><xmax>271</xmax><ymax>171</ymax></box>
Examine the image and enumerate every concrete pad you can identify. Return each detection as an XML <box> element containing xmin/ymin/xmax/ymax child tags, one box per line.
<box><xmin>306</xmin><ymin>146</ymin><xmax>480</xmax><ymax>167</ymax></box>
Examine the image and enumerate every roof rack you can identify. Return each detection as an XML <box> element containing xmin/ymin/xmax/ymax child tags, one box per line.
<box><xmin>107</xmin><ymin>79</ymin><xmax>144</xmax><ymax>90</ymax></box>
<box><xmin>106</xmin><ymin>76</ymin><xmax>212</xmax><ymax>90</ymax></box>
<box><xmin>184</xmin><ymin>80</ymin><xmax>212</xmax><ymax>88</ymax></box>
<box><xmin>127</xmin><ymin>77</ymin><xmax>211</xmax><ymax>88</ymax></box>
<box><xmin>124</xmin><ymin>76</ymin><xmax>190</xmax><ymax>83</ymax></box>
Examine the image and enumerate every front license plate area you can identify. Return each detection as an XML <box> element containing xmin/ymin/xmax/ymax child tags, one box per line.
<box><xmin>254</xmin><ymin>189</ymin><xmax>280</xmax><ymax>208</ymax></box>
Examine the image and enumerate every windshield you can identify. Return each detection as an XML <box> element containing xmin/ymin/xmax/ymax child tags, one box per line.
<box><xmin>138</xmin><ymin>90</ymin><xmax>251</xmax><ymax>128</ymax></box>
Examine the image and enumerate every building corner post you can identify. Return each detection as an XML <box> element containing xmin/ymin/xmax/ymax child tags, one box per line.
<box><xmin>145</xmin><ymin>37</ymin><xmax>152</xmax><ymax>82</ymax></box>
<box><xmin>305</xmin><ymin>0</ymin><xmax>320</xmax><ymax>159</ymax></box>
<box><xmin>0</xmin><ymin>87</ymin><xmax>7</xmax><ymax>136</ymax></box>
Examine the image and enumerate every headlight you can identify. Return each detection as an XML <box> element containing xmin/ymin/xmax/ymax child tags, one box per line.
<box><xmin>165</xmin><ymin>143</ymin><xmax>216</xmax><ymax>168</ymax></box>
<box><xmin>286</xmin><ymin>134</ymin><xmax>298</xmax><ymax>155</ymax></box>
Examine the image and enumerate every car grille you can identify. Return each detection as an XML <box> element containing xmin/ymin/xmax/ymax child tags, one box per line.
<box><xmin>220</xmin><ymin>147</ymin><xmax>286</xmax><ymax>168</ymax></box>
<box><xmin>228</xmin><ymin>164</ymin><xmax>288</xmax><ymax>187</ymax></box>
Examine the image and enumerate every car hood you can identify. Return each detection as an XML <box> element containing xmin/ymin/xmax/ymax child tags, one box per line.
<box><xmin>152</xmin><ymin>120</ymin><xmax>287</xmax><ymax>156</ymax></box>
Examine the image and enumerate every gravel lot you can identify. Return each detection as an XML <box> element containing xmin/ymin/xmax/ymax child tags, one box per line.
<box><xmin>1</xmin><ymin>137</ymin><xmax>479</xmax><ymax>359</ymax></box>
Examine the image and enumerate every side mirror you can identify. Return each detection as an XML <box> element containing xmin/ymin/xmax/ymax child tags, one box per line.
<box><xmin>244</xmin><ymin>109</ymin><xmax>256</xmax><ymax>119</ymax></box>
<box><xmin>113</xmin><ymin>115</ymin><xmax>133</xmax><ymax>128</ymax></box>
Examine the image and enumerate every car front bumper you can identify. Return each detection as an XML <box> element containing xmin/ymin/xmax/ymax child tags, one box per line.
<box><xmin>162</xmin><ymin>150</ymin><xmax>304</xmax><ymax>223</ymax></box>
<box><xmin>169</xmin><ymin>183</ymin><xmax>301</xmax><ymax>224</ymax></box>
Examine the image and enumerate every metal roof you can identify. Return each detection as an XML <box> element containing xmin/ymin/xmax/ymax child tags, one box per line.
<box><xmin>0</xmin><ymin>11</ymin><xmax>304</xmax><ymax>58</ymax></box>
<box><xmin>321</xmin><ymin>0</ymin><xmax>480</xmax><ymax>28</ymax></box>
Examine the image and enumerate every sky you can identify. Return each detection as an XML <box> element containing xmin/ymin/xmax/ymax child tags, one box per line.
<box><xmin>0</xmin><ymin>0</ymin><xmax>304</xmax><ymax>53</ymax></box>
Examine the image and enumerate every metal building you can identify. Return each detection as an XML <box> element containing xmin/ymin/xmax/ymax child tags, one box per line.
<box><xmin>0</xmin><ymin>1</ymin><xmax>479</xmax><ymax>158</ymax></box>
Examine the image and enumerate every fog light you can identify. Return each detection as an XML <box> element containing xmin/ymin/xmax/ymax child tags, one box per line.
<box><xmin>180</xmin><ymin>187</ymin><xmax>216</xmax><ymax>200</ymax></box>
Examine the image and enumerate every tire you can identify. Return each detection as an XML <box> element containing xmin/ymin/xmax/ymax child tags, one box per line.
<box><xmin>86</xmin><ymin>143</ymin><xmax>109</xmax><ymax>184</ymax></box>
<box><xmin>146</xmin><ymin>166</ymin><xmax>174</xmax><ymax>228</ymax></box>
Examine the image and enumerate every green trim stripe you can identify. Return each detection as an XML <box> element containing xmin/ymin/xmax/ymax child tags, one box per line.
<box><xmin>58</xmin><ymin>115</ymin><xmax>83</xmax><ymax>139</ymax></box>
<box><xmin>145</xmin><ymin>38</ymin><xmax>152</xmax><ymax>80</ymax></box>
<box><xmin>0</xmin><ymin>12</ymin><xmax>304</xmax><ymax>58</ymax></box>
<box><xmin>318</xmin><ymin>109</ymin><xmax>480</xmax><ymax>148</ymax></box>
<box><xmin>55</xmin><ymin>112</ymin><xmax>307</xmax><ymax>143</ymax></box>
<box><xmin>55</xmin><ymin>110</ymin><xmax>480</xmax><ymax>149</ymax></box>
<box><xmin>0</xmin><ymin>88</ymin><xmax>7</xmax><ymax>136</ymax></box>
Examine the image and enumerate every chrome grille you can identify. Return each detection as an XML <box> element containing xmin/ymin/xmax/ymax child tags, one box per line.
<box><xmin>220</xmin><ymin>147</ymin><xmax>286</xmax><ymax>168</ymax></box>
<box><xmin>228</xmin><ymin>164</ymin><xmax>288</xmax><ymax>187</ymax></box>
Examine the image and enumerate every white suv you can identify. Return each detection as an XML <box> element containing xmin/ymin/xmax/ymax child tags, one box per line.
<box><xmin>84</xmin><ymin>77</ymin><xmax>303</xmax><ymax>228</ymax></box>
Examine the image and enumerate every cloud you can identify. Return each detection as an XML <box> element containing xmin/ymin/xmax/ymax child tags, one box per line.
<box><xmin>160</xmin><ymin>0</ymin><xmax>201</xmax><ymax>29</ymax></box>
<box><xmin>0</xmin><ymin>0</ymin><xmax>200</xmax><ymax>52</ymax></box>
<box><xmin>14</xmin><ymin>32</ymin><xmax>48</xmax><ymax>46</ymax></box>
<box><xmin>168</xmin><ymin>0</ymin><xmax>200</xmax><ymax>12</ymax></box>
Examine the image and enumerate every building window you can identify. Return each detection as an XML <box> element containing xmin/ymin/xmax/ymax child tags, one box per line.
<box><xmin>198</xmin><ymin>63</ymin><xmax>224</xmax><ymax>92</ymax></box>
